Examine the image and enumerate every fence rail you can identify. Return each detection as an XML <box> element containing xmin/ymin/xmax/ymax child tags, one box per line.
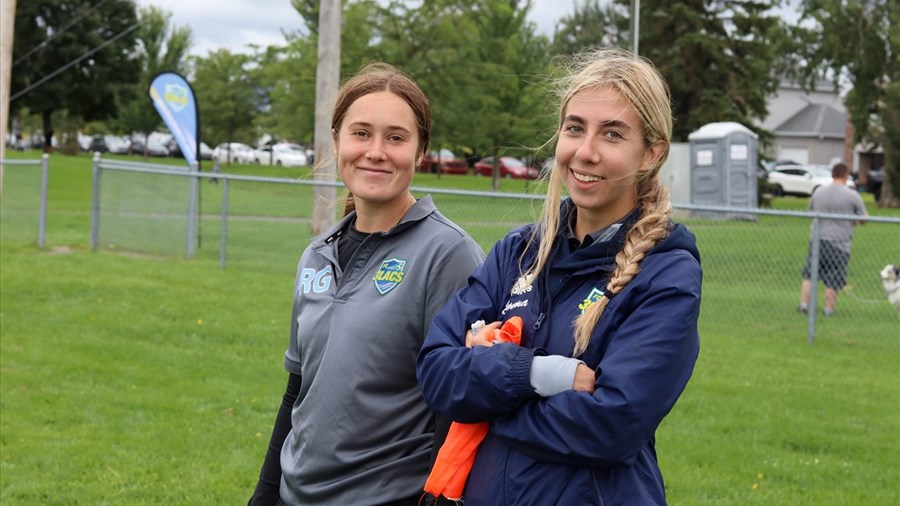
<box><xmin>4</xmin><ymin>155</ymin><xmax>898</xmax><ymax>344</ymax></box>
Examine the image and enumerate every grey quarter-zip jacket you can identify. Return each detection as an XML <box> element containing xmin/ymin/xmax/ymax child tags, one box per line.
<box><xmin>279</xmin><ymin>195</ymin><xmax>485</xmax><ymax>505</ymax></box>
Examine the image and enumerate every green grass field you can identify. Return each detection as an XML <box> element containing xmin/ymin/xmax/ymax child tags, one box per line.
<box><xmin>1</xmin><ymin>152</ymin><xmax>898</xmax><ymax>504</ymax></box>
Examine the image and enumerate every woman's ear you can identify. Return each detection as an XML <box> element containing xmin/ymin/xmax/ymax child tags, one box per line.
<box><xmin>415</xmin><ymin>150</ymin><xmax>424</xmax><ymax>170</ymax></box>
<box><xmin>642</xmin><ymin>140</ymin><xmax>666</xmax><ymax>172</ymax></box>
<box><xmin>331</xmin><ymin>128</ymin><xmax>339</xmax><ymax>155</ymax></box>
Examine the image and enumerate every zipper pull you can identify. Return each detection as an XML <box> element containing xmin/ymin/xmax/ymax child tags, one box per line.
<box><xmin>533</xmin><ymin>313</ymin><xmax>545</xmax><ymax>330</ymax></box>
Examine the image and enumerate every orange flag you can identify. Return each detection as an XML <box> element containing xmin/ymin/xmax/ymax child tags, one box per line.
<box><xmin>423</xmin><ymin>316</ymin><xmax>524</xmax><ymax>501</ymax></box>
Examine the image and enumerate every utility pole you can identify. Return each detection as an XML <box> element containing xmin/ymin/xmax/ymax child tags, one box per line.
<box><xmin>630</xmin><ymin>0</ymin><xmax>640</xmax><ymax>56</ymax></box>
<box><xmin>311</xmin><ymin>0</ymin><xmax>341</xmax><ymax>235</ymax></box>
<box><xmin>0</xmin><ymin>0</ymin><xmax>17</xmax><ymax>196</ymax></box>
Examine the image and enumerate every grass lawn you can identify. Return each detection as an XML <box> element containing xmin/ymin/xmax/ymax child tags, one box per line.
<box><xmin>1</xmin><ymin>152</ymin><xmax>898</xmax><ymax>504</ymax></box>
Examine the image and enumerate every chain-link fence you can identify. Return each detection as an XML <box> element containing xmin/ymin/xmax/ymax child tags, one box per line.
<box><xmin>4</xmin><ymin>156</ymin><xmax>898</xmax><ymax>343</ymax></box>
<box><xmin>0</xmin><ymin>154</ymin><xmax>49</xmax><ymax>247</ymax></box>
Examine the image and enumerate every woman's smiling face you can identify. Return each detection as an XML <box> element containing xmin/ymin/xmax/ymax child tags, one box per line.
<box><xmin>334</xmin><ymin>90</ymin><xmax>423</xmax><ymax>209</ymax></box>
<box><xmin>555</xmin><ymin>85</ymin><xmax>662</xmax><ymax>235</ymax></box>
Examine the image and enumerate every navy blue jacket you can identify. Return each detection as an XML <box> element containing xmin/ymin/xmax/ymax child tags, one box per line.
<box><xmin>417</xmin><ymin>202</ymin><xmax>702</xmax><ymax>505</ymax></box>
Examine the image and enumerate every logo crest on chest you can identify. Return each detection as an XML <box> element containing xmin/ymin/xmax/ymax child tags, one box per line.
<box><xmin>373</xmin><ymin>257</ymin><xmax>407</xmax><ymax>295</ymax></box>
<box><xmin>578</xmin><ymin>287</ymin><xmax>606</xmax><ymax>314</ymax></box>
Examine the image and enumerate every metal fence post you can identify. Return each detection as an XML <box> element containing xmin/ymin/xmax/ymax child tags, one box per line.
<box><xmin>186</xmin><ymin>162</ymin><xmax>199</xmax><ymax>258</ymax></box>
<box><xmin>90</xmin><ymin>152</ymin><xmax>101</xmax><ymax>250</ymax></box>
<box><xmin>219</xmin><ymin>178</ymin><xmax>229</xmax><ymax>270</ymax></box>
<box><xmin>38</xmin><ymin>153</ymin><xmax>49</xmax><ymax>249</ymax></box>
<box><xmin>807</xmin><ymin>216</ymin><xmax>820</xmax><ymax>344</ymax></box>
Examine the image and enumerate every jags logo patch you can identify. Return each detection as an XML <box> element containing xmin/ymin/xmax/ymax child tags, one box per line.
<box><xmin>578</xmin><ymin>287</ymin><xmax>606</xmax><ymax>314</ymax></box>
<box><xmin>164</xmin><ymin>83</ymin><xmax>189</xmax><ymax>112</ymax></box>
<box><xmin>373</xmin><ymin>257</ymin><xmax>407</xmax><ymax>295</ymax></box>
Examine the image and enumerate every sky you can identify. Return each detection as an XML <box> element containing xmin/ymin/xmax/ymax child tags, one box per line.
<box><xmin>136</xmin><ymin>0</ymin><xmax>579</xmax><ymax>57</ymax></box>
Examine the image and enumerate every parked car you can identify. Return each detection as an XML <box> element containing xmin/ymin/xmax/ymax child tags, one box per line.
<box><xmin>199</xmin><ymin>142</ymin><xmax>213</xmax><ymax>160</ymax></box>
<box><xmin>766</xmin><ymin>164</ymin><xmax>855</xmax><ymax>197</ymax></box>
<box><xmin>254</xmin><ymin>143</ymin><xmax>308</xmax><ymax>167</ymax></box>
<box><xmin>759</xmin><ymin>158</ymin><xmax>801</xmax><ymax>178</ymax></box>
<box><xmin>105</xmin><ymin>135</ymin><xmax>130</xmax><ymax>155</ymax></box>
<box><xmin>419</xmin><ymin>148</ymin><xmax>468</xmax><ymax>174</ymax></box>
<box><xmin>473</xmin><ymin>156</ymin><xmax>540</xmax><ymax>179</ymax></box>
<box><xmin>139</xmin><ymin>136</ymin><xmax>170</xmax><ymax>157</ymax></box>
<box><xmin>213</xmin><ymin>142</ymin><xmax>253</xmax><ymax>164</ymax></box>
<box><xmin>165</xmin><ymin>139</ymin><xmax>214</xmax><ymax>161</ymax></box>
<box><xmin>127</xmin><ymin>138</ymin><xmax>144</xmax><ymax>154</ymax></box>
<box><xmin>88</xmin><ymin>134</ymin><xmax>108</xmax><ymax>153</ymax></box>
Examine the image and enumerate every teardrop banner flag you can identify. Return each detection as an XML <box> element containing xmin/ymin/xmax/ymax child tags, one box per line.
<box><xmin>148</xmin><ymin>71</ymin><xmax>199</xmax><ymax>166</ymax></box>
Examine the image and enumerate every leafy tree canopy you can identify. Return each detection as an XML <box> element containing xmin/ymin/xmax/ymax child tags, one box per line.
<box><xmin>793</xmin><ymin>0</ymin><xmax>898</xmax><ymax>203</ymax></box>
<box><xmin>114</xmin><ymin>5</ymin><xmax>193</xmax><ymax>154</ymax></box>
<box><xmin>11</xmin><ymin>0</ymin><xmax>141</xmax><ymax>149</ymax></box>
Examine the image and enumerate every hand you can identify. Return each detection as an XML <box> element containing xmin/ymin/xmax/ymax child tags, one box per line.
<box><xmin>466</xmin><ymin>321</ymin><xmax>502</xmax><ymax>347</ymax></box>
<box><xmin>572</xmin><ymin>363</ymin><xmax>596</xmax><ymax>394</ymax></box>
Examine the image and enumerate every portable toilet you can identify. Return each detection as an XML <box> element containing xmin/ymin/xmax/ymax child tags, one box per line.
<box><xmin>688</xmin><ymin>122</ymin><xmax>758</xmax><ymax>220</ymax></box>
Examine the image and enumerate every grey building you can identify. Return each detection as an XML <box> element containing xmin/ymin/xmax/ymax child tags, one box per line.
<box><xmin>758</xmin><ymin>80</ymin><xmax>847</xmax><ymax>166</ymax></box>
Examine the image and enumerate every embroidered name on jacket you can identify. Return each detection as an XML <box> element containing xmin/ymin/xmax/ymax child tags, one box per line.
<box><xmin>578</xmin><ymin>287</ymin><xmax>605</xmax><ymax>313</ymax></box>
<box><xmin>502</xmin><ymin>299</ymin><xmax>528</xmax><ymax>315</ymax></box>
<box><xmin>373</xmin><ymin>257</ymin><xmax>407</xmax><ymax>295</ymax></box>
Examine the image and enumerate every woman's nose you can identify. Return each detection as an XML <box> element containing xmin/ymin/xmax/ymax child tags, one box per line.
<box><xmin>574</xmin><ymin>137</ymin><xmax>600</xmax><ymax>164</ymax></box>
<box><xmin>366</xmin><ymin>138</ymin><xmax>386</xmax><ymax>161</ymax></box>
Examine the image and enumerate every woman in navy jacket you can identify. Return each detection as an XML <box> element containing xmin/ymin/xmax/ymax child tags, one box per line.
<box><xmin>417</xmin><ymin>48</ymin><xmax>702</xmax><ymax>505</ymax></box>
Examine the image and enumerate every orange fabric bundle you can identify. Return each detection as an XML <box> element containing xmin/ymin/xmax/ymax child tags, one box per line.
<box><xmin>423</xmin><ymin>316</ymin><xmax>524</xmax><ymax>501</ymax></box>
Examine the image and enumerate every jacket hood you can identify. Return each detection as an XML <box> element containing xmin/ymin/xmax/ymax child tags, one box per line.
<box><xmin>552</xmin><ymin>199</ymin><xmax>701</xmax><ymax>274</ymax></box>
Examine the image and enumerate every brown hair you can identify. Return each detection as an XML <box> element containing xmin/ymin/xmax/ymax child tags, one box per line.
<box><xmin>524</xmin><ymin>48</ymin><xmax>674</xmax><ymax>356</ymax></box>
<box><xmin>832</xmin><ymin>162</ymin><xmax>849</xmax><ymax>179</ymax></box>
<box><xmin>331</xmin><ymin>62</ymin><xmax>432</xmax><ymax>216</ymax></box>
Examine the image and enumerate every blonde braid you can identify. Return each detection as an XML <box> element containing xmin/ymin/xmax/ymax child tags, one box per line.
<box><xmin>572</xmin><ymin>180</ymin><xmax>672</xmax><ymax>356</ymax></box>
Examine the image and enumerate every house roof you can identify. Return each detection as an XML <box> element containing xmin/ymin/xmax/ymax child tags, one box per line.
<box><xmin>773</xmin><ymin>103</ymin><xmax>846</xmax><ymax>139</ymax></box>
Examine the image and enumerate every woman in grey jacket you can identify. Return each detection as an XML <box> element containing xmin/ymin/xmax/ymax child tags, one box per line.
<box><xmin>248</xmin><ymin>62</ymin><xmax>485</xmax><ymax>506</ymax></box>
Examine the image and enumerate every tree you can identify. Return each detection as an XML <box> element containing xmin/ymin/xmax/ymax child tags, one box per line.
<box><xmin>254</xmin><ymin>0</ymin><xmax>556</xmax><ymax>168</ymax></box>
<box><xmin>794</xmin><ymin>0</ymin><xmax>898</xmax><ymax>205</ymax></box>
<box><xmin>462</xmin><ymin>0</ymin><xmax>554</xmax><ymax>162</ymax></box>
<box><xmin>253</xmin><ymin>0</ymin><xmax>378</xmax><ymax>145</ymax></box>
<box><xmin>10</xmin><ymin>0</ymin><xmax>140</xmax><ymax>151</ymax></box>
<box><xmin>601</xmin><ymin>0</ymin><xmax>793</xmax><ymax>142</ymax></box>
<box><xmin>115</xmin><ymin>5</ymin><xmax>193</xmax><ymax>157</ymax></box>
<box><xmin>372</xmin><ymin>0</ymin><xmax>553</xmax><ymax>162</ymax></box>
<box><xmin>552</xmin><ymin>0</ymin><xmax>629</xmax><ymax>55</ymax></box>
<box><xmin>190</xmin><ymin>49</ymin><xmax>260</xmax><ymax>149</ymax></box>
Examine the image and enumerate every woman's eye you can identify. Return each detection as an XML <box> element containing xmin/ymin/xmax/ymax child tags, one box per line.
<box><xmin>606</xmin><ymin>130</ymin><xmax>623</xmax><ymax>140</ymax></box>
<box><xmin>563</xmin><ymin>124</ymin><xmax>583</xmax><ymax>135</ymax></box>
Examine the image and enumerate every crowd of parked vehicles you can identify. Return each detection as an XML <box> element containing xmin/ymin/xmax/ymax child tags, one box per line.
<box><xmin>78</xmin><ymin>132</ymin><xmax>214</xmax><ymax>160</ymax></box>
<box><xmin>14</xmin><ymin>131</ymin><xmax>549</xmax><ymax>178</ymax></box>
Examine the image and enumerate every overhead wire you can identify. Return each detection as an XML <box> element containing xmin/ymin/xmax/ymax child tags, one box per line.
<box><xmin>12</xmin><ymin>0</ymin><xmax>117</xmax><ymax>67</ymax></box>
<box><xmin>10</xmin><ymin>22</ymin><xmax>140</xmax><ymax>102</ymax></box>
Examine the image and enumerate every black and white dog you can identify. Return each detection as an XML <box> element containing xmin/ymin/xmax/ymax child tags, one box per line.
<box><xmin>881</xmin><ymin>264</ymin><xmax>900</xmax><ymax>315</ymax></box>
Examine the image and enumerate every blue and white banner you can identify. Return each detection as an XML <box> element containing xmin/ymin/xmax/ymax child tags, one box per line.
<box><xmin>148</xmin><ymin>71</ymin><xmax>199</xmax><ymax>166</ymax></box>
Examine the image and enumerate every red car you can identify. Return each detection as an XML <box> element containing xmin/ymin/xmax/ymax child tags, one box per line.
<box><xmin>419</xmin><ymin>149</ymin><xmax>469</xmax><ymax>174</ymax></box>
<box><xmin>473</xmin><ymin>156</ymin><xmax>539</xmax><ymax>179</ymax></box>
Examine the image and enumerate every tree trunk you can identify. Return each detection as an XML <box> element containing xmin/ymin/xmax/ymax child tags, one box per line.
<box><xmin>42</xmin><ymin>110</ymin><xmax>53</xmax><ymax>153</ymax></box>
<box><xmin>491</xmin><ymin>143</ymin><xmax>499</xmax><ymax>192</ymax></box>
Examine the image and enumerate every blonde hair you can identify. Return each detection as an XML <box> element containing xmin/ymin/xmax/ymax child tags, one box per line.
<box><xmin>523</xmin><ymin>48</ymin><xmax>673</xmax><ymax>356</ymax></box>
